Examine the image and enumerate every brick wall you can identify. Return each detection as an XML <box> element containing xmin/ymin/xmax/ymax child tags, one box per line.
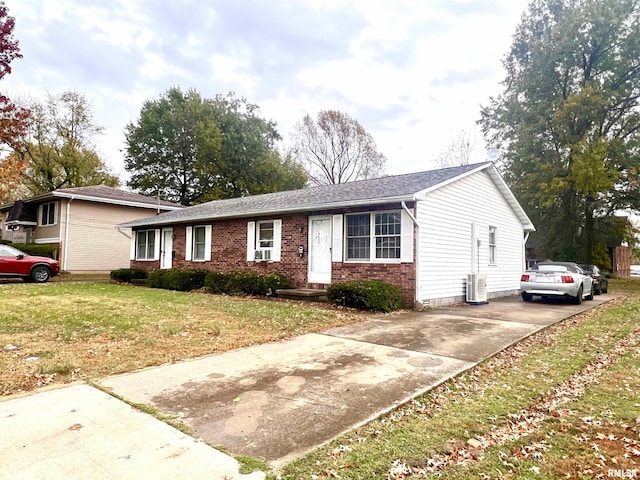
<box><xmin>131</xmin><ymin>206</ymin><xmax>417</xmax><ymax>308</ymax></box>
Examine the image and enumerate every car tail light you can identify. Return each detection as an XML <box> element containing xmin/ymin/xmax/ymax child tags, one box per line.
<box><xmin>521</xmin><ymin>274</ymin><xmax>530</xmax><ymax>281</ymax></box>
<box><xmin>561</xmin><ymin>275</ymin><xmax>574</xmax><ymax>283</ymax></box>
<box><xmin>591</xmin><ymin>275</ymin><xmax>598</xmax><ymax>280</ymax></box>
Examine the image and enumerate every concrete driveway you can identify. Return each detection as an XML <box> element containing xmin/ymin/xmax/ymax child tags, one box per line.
<box><xmin>0</xmin><ymin>294</ymin><xmax>615</xmax><ymax>478</ymax></box>
<box><xmin>97</xmin><ymin>294</ymin><xmax>615</xmax><ymax>467</ymax></box>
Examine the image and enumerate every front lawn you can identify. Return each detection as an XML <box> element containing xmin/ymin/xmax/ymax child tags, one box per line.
<box><xmin>0</xmin><ymin>282</ymin><xmax>361</xmax><ymax>396</ymax></box>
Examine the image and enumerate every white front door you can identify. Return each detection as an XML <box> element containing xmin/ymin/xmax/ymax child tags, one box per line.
<box><xmin>308</xmin><ymin>216</ymin><xmax>332</xmax><ymax>284</ymax></box>
<box><xmin>160</xmin><ymin>228</ymin><xmax>173</xmax><ymax>269</ymax></box>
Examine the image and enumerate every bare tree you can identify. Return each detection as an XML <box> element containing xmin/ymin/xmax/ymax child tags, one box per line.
<box><xmin>291</xmin><ymin>110</ymin><xmax>386</xmax><ymax>185</ymax></box>
<box><xmin>435</xmin><ymin>130</ymin><xmax>480</xmax><ymax>168</ymax></box>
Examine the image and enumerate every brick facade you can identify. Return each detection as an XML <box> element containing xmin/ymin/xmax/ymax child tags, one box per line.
<box><xmin>131</xmin><ymin>206</ymin><xmax>417</xmax><ymax>307</ymax></box>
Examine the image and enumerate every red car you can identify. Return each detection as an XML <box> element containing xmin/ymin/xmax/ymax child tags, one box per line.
<box><xmin>0</xmin><ymin>244</ymin><xmax>60</xmax><ymax>282</ymax></box>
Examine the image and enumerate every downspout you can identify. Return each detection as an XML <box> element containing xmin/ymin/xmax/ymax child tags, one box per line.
<box><xmin>401</xmin><ymin>201</ymin><xmax>420</xmax><ymax>308</ymax></box>
<box><xmin>523</xmin><ymin>231</ymin><xmax>531</xmax><ymax>270</ymax></box>
<box><xmin>63</xmin><ymin>196</ymin><xmax>74</xmax><ymax>271</ymax></box>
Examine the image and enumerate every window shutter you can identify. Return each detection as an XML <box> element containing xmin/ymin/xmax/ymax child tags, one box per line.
<box><xmin>204</xmin><ymin>225</ymin><xmax>212</xmax><ymax>261</ymax></box>
<box><xmin>246</xmin><ymin>221</ymin><xmax>255</xmax><ymax>261</ymax></box>
<box><xmin>185</xmin><ymin>226</ymin><xmax>193</xmax><ymax>261</ymax></box>
<box><xmin>332</xmin><ymin>214</ymin><xmax>343</xmax><ymax>262</ymax></box>
<box><xmin>130</xmin><ymin>231</ymin><xmax>136</xmax><ymax>260</ymax></box>
<box><xmin>400</xmin><ymin>210</ymin><xmax>414</xmax><ymax>263</ymax></box>
<box><xmin>272</xmin><ymin>219</ymin><xmax>282</xmax><ymax>261</ymax></box>
<box><xmin>153</xmin><ymin>229</ymin><xmax>161</xmax><ymax>260</ymax></box>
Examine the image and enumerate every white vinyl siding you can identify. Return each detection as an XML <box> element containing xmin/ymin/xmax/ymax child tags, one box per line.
<box><xmin>416</xmin><ymin>170</ymin><xmax>524</xmax><ymax>305</ymax></box>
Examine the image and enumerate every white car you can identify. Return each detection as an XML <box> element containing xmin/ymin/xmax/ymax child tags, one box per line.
<box><xmin>520</xmin><ymin>261</ymin><xmax>594</xmax><ymax>304</ymax></box>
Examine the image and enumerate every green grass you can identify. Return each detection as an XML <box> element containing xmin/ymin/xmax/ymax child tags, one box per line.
<box><xmin>276</xmin><ymin>280</ymin><xmax>640</xmax><ymax>479</ymax></box>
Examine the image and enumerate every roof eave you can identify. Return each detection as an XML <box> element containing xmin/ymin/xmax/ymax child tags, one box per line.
<box><xmin>485</xmin><ymin>167</ymin><xmax>536</xmax><ymax>231</ymax></box>
<box><xmin>413</xmin><ymin>162</ymin><xmax>492</xmax><ymax>198</ymax></box>
<box><xmin>52</xmin><ymin>191</ymin><xmax>182</xmax><ymax>211</ymax></box>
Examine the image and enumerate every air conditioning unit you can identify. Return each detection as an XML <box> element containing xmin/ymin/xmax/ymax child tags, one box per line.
<box><xmin>466</xmin><ymin>273</ymin><xmax>488</xmax><ymax>304</ymax></box>
<box><xmin>254</xmin><ymin>250</ymin><xmax>271</xmax><ymax>261</ymax></box>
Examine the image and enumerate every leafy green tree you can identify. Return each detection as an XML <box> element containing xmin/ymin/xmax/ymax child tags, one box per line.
<box><xmin>124</xmin><ymin>87</ymin><xmax>221</xmax><ymax>206</ymax></box>
<box><xmin>291</xmin><ymin>110</ymin><xmax>386</xmax><ymax>185</ymax></box>
<box><xmin>480</xmin><ymin>0</ymin><xmax>640</xmax><ymax>263</ymax></box>
<box><xmin>125</xmin><ymin>88</ymin><xmax>307</xmax><ymax>204</ymax></box>
<box><xmin>17</xmin><ymin>91</ymin><xmax>119</xmax><ymax>194</ymax></box>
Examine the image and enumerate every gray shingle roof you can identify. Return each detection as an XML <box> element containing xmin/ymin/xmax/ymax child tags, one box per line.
<box><xmin>120</xmin><ymin>163</ymin><xmax>493</xmax><ymax>228</ymax></box>
<box><xmin>51</xmin><ymin>185</ymin><xmax>182</xmax><ymax>208</ymax></box>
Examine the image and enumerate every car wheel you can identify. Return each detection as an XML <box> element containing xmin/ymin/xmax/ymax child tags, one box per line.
<box><xmin>521</xmin><ymin>292</ymin><xmax>533</xmax><ymax>302</ymax></box>
<box><xmin>602</xmin><ymin>284</ymin><xmax>608</xmax><ymax>294</ymax></box>
<box><xmin>585</xmin><ymin>284</ymin><xmax>594</xmax><ymax>301</ymax></box>
<box><xmin>30</xmin><ymin>266</ymin><xmax>51</xmax><ymax>283</ymax></box>
<box><xmin>573</xmin><ymin>286</ymin><xmax>583</xmax><ymax>305</ymax></box>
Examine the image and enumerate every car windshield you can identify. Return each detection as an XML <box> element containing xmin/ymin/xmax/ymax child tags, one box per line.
<box><xmin>0</xmin><ymin>245</ymin><xmax>26</xmax><ymax>257</ymax></box>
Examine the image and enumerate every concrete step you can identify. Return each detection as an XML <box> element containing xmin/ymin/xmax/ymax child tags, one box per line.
<box><xmin>276</xmin><ymin>288</ymin><xmax>328</xmax><ymax>302</ymax></box>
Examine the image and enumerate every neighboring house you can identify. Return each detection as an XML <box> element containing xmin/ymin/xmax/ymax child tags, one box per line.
<box><xmin>0</xmin><ymin>186</ymin><xmax>183</xmax><ymax>273</ymax></box>
<box><xmin>121</xmin><ymin>163</ymin><xmax>535</xmax><ymax>308</ymax></box>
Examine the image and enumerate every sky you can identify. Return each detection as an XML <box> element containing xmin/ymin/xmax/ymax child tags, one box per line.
<box><xmin>3</xmin><ymin>0</ymin><xmax>530</xmax><ymax>182</ymax></box>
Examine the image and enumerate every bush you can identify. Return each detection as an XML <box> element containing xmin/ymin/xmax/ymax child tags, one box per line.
<box><xmin>147</xmin><ymin>268</ymin><xmax>207</xmax><ymax>291</ymax></box>
<box><xmin>327</xmin><ymin>280</ymin><xmax>403</xmax><ymax>312</ymax></box>
<box><xmin>204</xmin><ymin>271</ymin><xmax>292</xmax><ymax>296</ymax></box>
<box><xmin>203</xmin><ymin>271</ymin><xmax>229</xmax><ymax>294</ymax></box>
<box><xmin>147</xmin><ymin>269</ymin><xmax>167</xmax><ymax>289</ymax></box>
<box><xmin>11</xmin><ymin>243</ymin><xmax>58</xmax><ymax>259</ymax></box>
<box><xmin>110</xmin><ymin>268</ymin><xmax>148</xmax><ymax>283</ymax></box>
<box><xmin>162</xmin><ymin>269</ymin><xmax>208</xmax><ymax>291</ymax></box>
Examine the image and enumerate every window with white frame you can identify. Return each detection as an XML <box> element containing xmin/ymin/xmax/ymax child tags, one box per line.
<box><xmin>193</xmin><ymin>226</ymin><xmax>207</xmax><ymax>261</ymax></box>
<box><xmin>136</xmin><ymin>230</ymin><xmax>156</xmax><ymax>260</ymax></box>
<box><xmin>256</xmin><ymin>221</ymin><xmax>274</xmax><ymax>260</ymax></box>
<box><xmin>40</xmin><ymin>202</ymin><xmax>56</xmax><ymax>226</ymax></box>
<box><xmin>346</xmin><ymin>211</ymin><xmax>402</xmax><ymax>261</ymax></box>
<box><xmin>489</xmin><ymin>226</ymin><xmax>497</xmax><ymax>264</ymax></box>
<box><xmin>346</xmin><ymin>213</ymin><xmax>370</xmax><ymax>260</ymax></box>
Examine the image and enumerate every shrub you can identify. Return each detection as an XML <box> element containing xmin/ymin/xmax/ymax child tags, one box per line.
<box><xmin>204</xmin><ymin>271</ymin><xmax>292</xmax><ymax>296</ymax></box>
<box><xmin>203</xmin><ymin>271</ymin><xmax>229</xmax><ymax>294</ymax></box>
<box><xmin>11</xmin><ymin>243</ymin><xmax>57</xmax><ymax>258</ymax></box>
<box><xmin>147</xmin><ymin>268</ymin><xmax>207</xmax><ymax>291</ymax></box>
<box><xmin>327</xmin><ymin>280</ymin><xmax>403</xmax><ymax>312</ymax></box>
<box><xmin>147</xmin><ymin>269</ymin><xmax>167</xmax><ymax>289</ymax></box>
<box><xmin>110</xmin><ymin>268</ymin><xmax>148</xmax><ymax>283</ymax></box>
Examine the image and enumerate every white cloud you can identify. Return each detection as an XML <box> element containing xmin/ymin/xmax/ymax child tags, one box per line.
<box><xmin>3</xmin><ymin>0</ymin><xmax>530</xmax><ymax>180</ymax></box>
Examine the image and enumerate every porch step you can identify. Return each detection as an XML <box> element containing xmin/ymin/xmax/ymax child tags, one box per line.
<box><xmin>276</xmin><ymin>288</ymin><xmax>328</xmax><ymax>302</ymax></box>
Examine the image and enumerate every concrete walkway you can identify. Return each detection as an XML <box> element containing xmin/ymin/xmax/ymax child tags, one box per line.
<box><xmin>0</xmin><ymin>294</ymin><xmax>615</xmax><ymax>478</ymax></box>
